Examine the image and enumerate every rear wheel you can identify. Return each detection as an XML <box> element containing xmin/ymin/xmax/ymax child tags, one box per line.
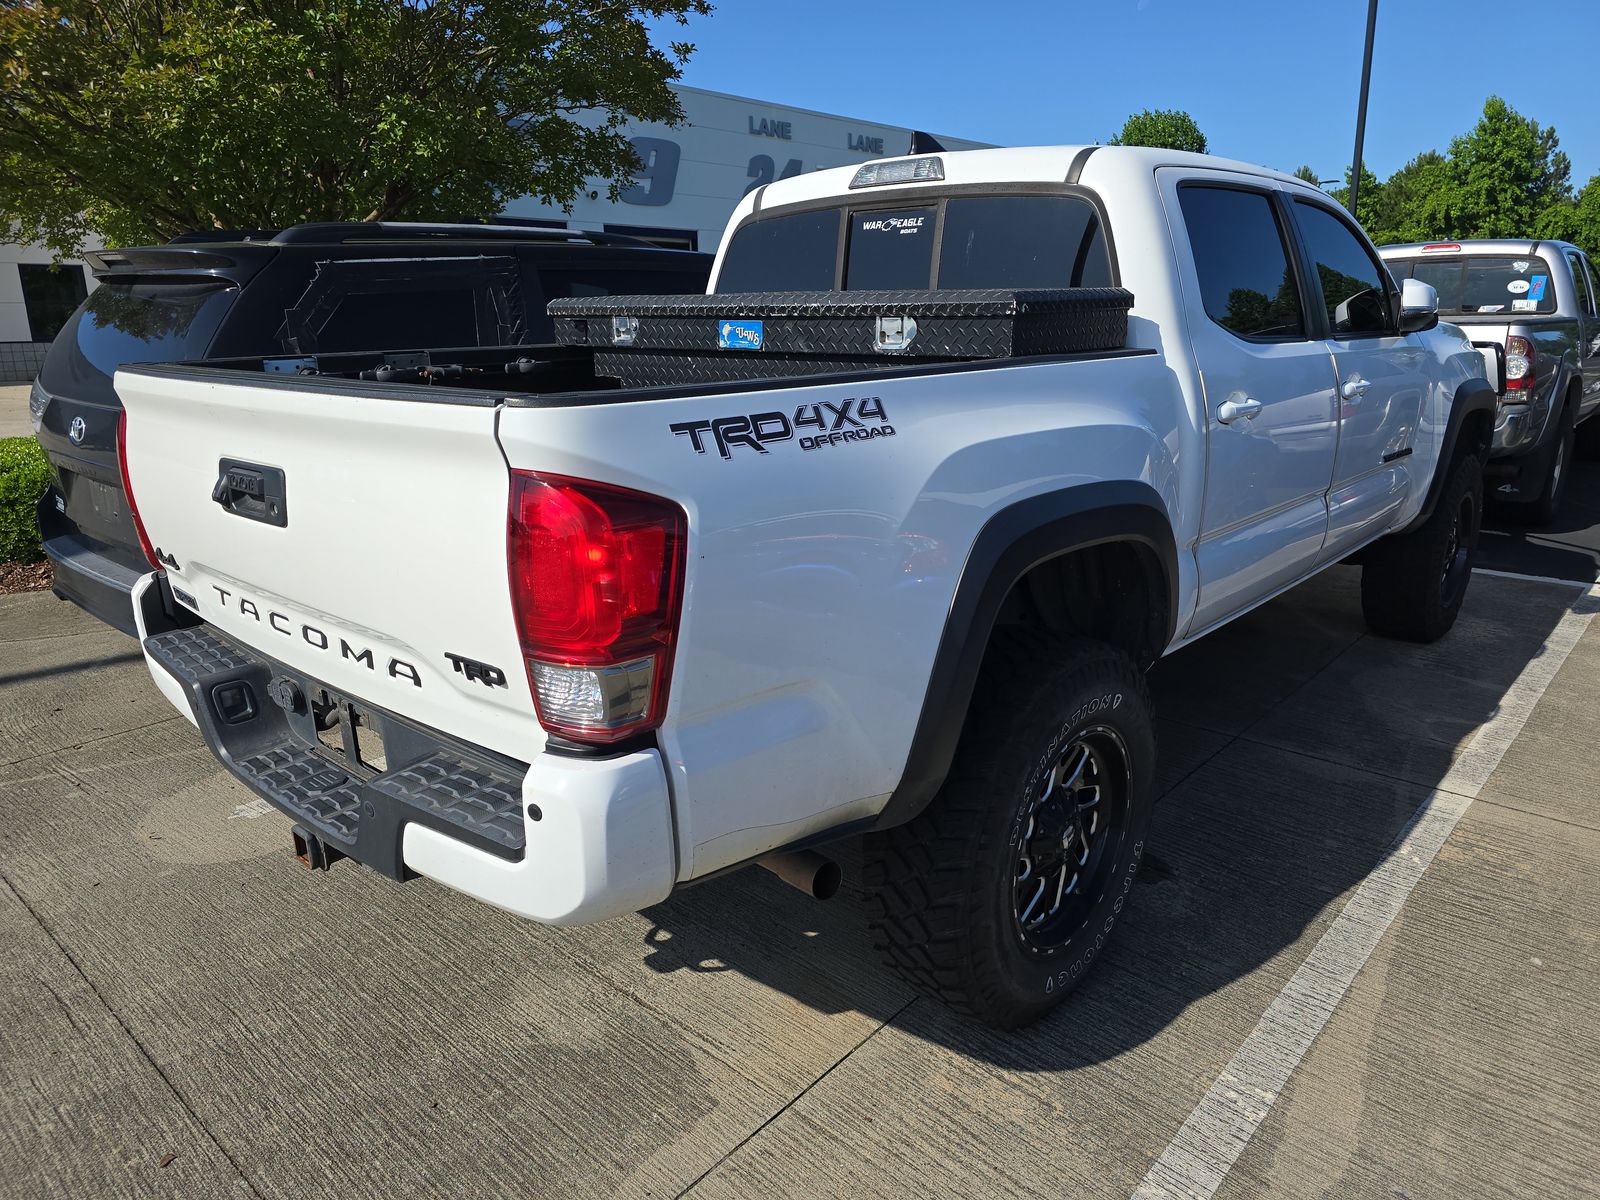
<box><xmin>1361</xmin><ymin>452</ymin><xmax>1481</xmax><ymax>642</ymax></box>
<box><xmin>864</xmin><ymin>632</ymin><xmax>1156</xmax><ymax>1028</ymax></box>
<box><xmin>1511</xmin><ymin>404</ymin><xmax>1575</xmax><ymax>526</ymax></box>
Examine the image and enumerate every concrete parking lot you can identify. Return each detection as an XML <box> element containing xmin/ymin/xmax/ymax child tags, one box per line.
<box><xmin>4</xmin><ymin>532</ymin><xmax>1600</xmax><ymax>1197</ymax></box>
<box><xmin>0</xmin><ymin>384</ymin><xmax>34</xmax><ymax>438</ymax></box>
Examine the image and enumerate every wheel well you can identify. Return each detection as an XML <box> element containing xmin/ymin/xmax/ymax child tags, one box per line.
<box><xmin>1458</xmin><ymin>405</ymin><xmax>1493</xmax><ymax>463</ymax></box>
<box><xmin>991</xmin><ymin>540</ymin><xmax>1168</xmax><ymax>671</ymax></box>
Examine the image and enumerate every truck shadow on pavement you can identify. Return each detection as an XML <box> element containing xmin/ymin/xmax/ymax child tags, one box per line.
<box><xmin>628</xmin><ymin>566</ymin><xmax>1582</xmax><ymax>1070</ymax></box>
<box><xmin>1477</xmin><ymin>461</ymin><xmax>1600</xmax><ymax>582</ymax></box>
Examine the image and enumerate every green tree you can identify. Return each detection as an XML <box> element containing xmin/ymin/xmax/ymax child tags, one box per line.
<box><xmin>1570</xmin><ymin>176</ymin><xmax>1600</xmax><ymax>256</ymax></box>
<box><xmin>1292</xmin><ymin>164</ymin><xmax>1322</xmax><ymax>187</ymax></box>
<box><xmin>0</xmin><ymin>0</ymin><xmax>711</xmax><ymax>255</ymax></box>
<box><xmin>1109</xmin><ymin>109</ymin><xmax>1207</xmax><ymax>154</ymax></box>
<box><xmin>1330</xmin><ymin>162</ymin><xmax>1383</xmax><ymax>231</ymax></box>
<box><xmin>1444</xmin><ymin>96</ymin><xmax>1572</xmax><ymax>239</ymax></box>
<box><xmin>1364</xmin><ymin>150</ymin><xmax>1452</xmax><ymax>245</ymax></box>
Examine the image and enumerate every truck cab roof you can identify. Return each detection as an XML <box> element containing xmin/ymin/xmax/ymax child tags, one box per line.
<box><xmin>741</xmin><ymin>144</ymin><xmax>1317</xmax><ymax>214</ymax></box>
<box><xmin>1379</xmin><ymin>238</ymin><xmax>1582</xmax><ymax>258</ymax></box>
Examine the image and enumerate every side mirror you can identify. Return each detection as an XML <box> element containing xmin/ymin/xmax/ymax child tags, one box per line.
<box><xmin>1399</xmin><ymin>277</ymin><xmax>1439</xmax><ymax>333</ymax></box>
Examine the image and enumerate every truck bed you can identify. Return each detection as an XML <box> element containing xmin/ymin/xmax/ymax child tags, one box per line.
<box><xmin>177</xmin><ymin>285</ymin><xmax>1139</xmax><ymax>402</ymax></box>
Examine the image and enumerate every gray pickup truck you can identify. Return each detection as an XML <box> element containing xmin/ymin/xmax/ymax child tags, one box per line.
<box><xmin>1381</xmin><ymin>239</ymin><xmax>1600</xmax><ymax>523</ymax></box>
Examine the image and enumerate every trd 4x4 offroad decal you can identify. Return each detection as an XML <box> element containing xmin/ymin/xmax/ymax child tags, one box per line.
<box><xmin>670</xmin><ymin>396</ymin><xmax>895</xmax><ymax>459</ymax></box>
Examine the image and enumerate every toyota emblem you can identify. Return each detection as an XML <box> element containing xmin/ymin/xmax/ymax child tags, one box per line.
<box><xmin>68</xmin><ymin>416</ymin><xmax>87</xmax><ymax>445</ymax></box>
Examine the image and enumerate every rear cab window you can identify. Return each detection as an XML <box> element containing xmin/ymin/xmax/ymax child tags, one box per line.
<box><xmin>1386</xmin><ymin>255</ymin><xmax>1558</xmax><ymax>316</ymax></box>
<box><xmin>715</xmin><ymin>192</ymin><xmax>1113</xmax><ymax>292</ymax></box>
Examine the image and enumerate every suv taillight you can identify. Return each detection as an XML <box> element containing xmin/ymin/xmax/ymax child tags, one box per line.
<box><xmin>1505</xmin><ymin>335</ymin><xmax>1535</xmax><ymax>395</ymax></box>
<box><xmin>507</xmin><ymin>472</ymin><xmax>686</xmax><ymax>745</ymax></box>
<box><xmin>116</xmin><ymin>410</ymin><xmax>161</xmax><ymax>571</ymax></box>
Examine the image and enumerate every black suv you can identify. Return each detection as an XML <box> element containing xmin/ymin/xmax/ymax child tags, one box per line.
<box><xmin>32</xmin><ymin>223</ymin><xmax>712</xmax><ymax>634</ymax></box>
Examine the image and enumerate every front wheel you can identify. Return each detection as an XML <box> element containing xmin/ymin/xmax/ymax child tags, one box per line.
<box><xmin>1361</xmin><ymin>452</ymin><xmax>1482</xmax><ymax>642</ymax></box>
<box><xmin>864</xmin><ymin>633</ymin><xmax>1156</xmax><ymax>1028</ymax></box>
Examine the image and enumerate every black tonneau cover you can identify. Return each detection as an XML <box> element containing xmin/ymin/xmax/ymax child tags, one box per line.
<box><xmin>549</xmin><ymin>288</ymin><xmax>1132</xmax><ymax>387</ymax></box>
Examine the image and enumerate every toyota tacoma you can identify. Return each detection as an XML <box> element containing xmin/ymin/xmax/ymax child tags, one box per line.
<box><xmin>112</xmin><ymin>146</ymin><xmax>1494</xmax><ymax>1027</ymax></box>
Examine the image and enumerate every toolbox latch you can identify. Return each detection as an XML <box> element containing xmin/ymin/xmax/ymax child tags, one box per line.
<box><xmin>875</xmin><ymin>314</ymin><xmax>918</xmax><ymax>352</ymax></box>
<box><xmin>611</xmin><ymin>315</ymin><xmax>640</xmax><ymax>346</ymax></box>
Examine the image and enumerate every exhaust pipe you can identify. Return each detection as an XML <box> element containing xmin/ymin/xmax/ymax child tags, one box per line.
<box><xmin>757</xmin><ymin>849</ymin><xmax>841</xmax><ymax>900</ymax></box>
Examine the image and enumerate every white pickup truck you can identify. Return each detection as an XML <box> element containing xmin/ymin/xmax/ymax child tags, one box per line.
<box><xmin>115</xmin><ymin>146</ymin><xmax>1495</xmax><ymax>1027</ymax></box>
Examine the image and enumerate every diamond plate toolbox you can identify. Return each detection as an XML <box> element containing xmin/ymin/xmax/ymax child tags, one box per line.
<box><xmin>548</xmin><ymin>288</ymin><xmax>1133</xmax><ymax>387</ymax></box>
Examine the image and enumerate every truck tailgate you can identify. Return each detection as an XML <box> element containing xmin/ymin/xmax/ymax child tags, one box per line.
<box><xmin>114</xmin><ymin>367</ymin><xmax>543</xmax><ymax>762</ymax></box>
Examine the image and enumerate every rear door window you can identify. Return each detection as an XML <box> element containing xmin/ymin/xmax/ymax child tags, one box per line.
<box><xmin>1387</xmin><ymin>256</ymin><xmax>1558</xmax><ymax>315</ymax></box>
<box><xmin>1177</xmin><ymin>185</ymin><xmax>1306</xmax><ymax>340</ymax></box>
<box><xmin>1567</xmin><ymin>252</ymin><xmax>1595</xmax><ymax>317</ymax></box>
<box><xmin>277</xmin><ymin>256</ymin><xmax>524</xmax><ymax>353</ymax></box>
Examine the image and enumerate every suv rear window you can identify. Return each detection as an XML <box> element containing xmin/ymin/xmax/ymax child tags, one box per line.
<box><xmin>40</xmin><ymin>278</ymin><xmax>237</xmax><ymax>403</ymax></box>
<box><xmin>716</xmin><ymin>193</ymin><xmax>1113</xmax><ymax>292</ymax></box>
<box><xmin>1386</xmin><ymin>255</ymin><xmax>1558</xmax><ymax>315</ymax></box>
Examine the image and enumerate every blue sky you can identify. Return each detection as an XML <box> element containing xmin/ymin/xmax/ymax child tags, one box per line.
<box><xmin>661</xmin><ymin>0</ymin><xmax>1600</xmax><ymax>185</ymax></box>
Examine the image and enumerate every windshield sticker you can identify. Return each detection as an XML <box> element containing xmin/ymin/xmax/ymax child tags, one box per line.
<box><xmin>1513</xmin><ymin>260</ymin><xmax>1530</xmax><ymax>272</ymax></box>
<box><xmin>1507</xmin><ymin>279</ymin><xmax>1530</xmax><ymax>294</ymax></box>
<box><xmin>1477</xmin><ymin>304</ymin><xmax>1505</xmax><ymax>312</ymax></box>
<box><xmin>1528</xmin><ymin>275</ymin><xmax>1548</xmax><ymax>301</ymax></box>
<box><xmin>1512</xmin><ymin>298</ymin><xmax>1537</xmax><ymax>311</ymax></box>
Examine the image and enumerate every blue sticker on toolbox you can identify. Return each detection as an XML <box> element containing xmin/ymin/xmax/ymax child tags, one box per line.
<box><xmin>1529</xmin><ymin>274</ymin><xmax>1548</xmax><ymax>301</ymax></box>
<box><xmin>717</xmin><ymin>319</ymin><xmax>764</xmax><ymax>350</ymax></box>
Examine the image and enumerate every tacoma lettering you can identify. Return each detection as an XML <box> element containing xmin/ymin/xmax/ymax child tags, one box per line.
<box><xmin>209</xmin><ymin>585</ymin><xmax>421</xmax><ymax>688</ymax></box>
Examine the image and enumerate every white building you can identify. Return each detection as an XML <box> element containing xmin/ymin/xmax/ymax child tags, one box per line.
<box><xmin>0</xmin><ymin>84</ymin><xmax>987</xmax><ymax>381</ymax></box>
<box><xmin>0</xmin><ymin>236</ymin><xmax>97</xmax><ymax>383</ymax></box>
<box><xmin>501</xmin><ymin>84</ymin><xmax>989</xmax><ymax>250</ymax></box>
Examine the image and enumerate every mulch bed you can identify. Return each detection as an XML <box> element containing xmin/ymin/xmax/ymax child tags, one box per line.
<box><xmin>0</xmin><ymin>560</ymin><xmax>52</xmax><ymax>594</ymax></box>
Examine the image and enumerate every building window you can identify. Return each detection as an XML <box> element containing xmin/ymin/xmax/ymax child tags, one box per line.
<box><xmin>603</xmin><ymin>224</ymin><xmax>699</xmax><ymax>251</ymax></box>
<box><xmin>19</xmin><ymin>263</ymin><xmax>89</xmax><ymax>343</ymax></box>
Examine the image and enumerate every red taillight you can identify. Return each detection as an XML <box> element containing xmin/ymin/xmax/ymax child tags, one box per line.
<box><xmin>507</xmin><ymin>471</ymin><xmax>686</xmax><ymax>744</ymax></box>
<box><xmin>1422</xmin><ymin>243</ymin><xmax>1461</xmax><ymax>253</ymax></box>
<box><xmin>116</xmin><ymin>409</ymin><xmax>161</xmax><ymax>570</ymax></box>
<box><xmin>1505</xmin><ymin>335</ymin><xmax>1535</xmax><ymax>394</ymax></box>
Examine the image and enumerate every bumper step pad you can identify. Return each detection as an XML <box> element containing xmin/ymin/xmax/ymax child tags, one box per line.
<box><xmin>144</xmin><ymin>624</ymin><xmax>527</xmax><ymax>878</ymax></box>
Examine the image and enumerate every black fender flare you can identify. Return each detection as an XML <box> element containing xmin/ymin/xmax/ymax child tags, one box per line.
<box><xmin>872</xmin><ymin>480</ymin><xmax>1177</xmax><ymax>831</ymax></box>
<box><xmin>1401</xmin><ymin>377</ymin><xmax>1496</xmax><ymax>534</ymax></box>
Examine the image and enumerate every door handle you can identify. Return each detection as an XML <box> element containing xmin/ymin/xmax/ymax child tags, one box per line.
<box><xmin>1342</xmin><ymin>375</ymin><xmax>1371</xmax><ymax>400</ymax></box>
<box><xmin>1216</xmin><ymin>395</ymin><xmax>1263</xmax><ymax>424</ymax></box>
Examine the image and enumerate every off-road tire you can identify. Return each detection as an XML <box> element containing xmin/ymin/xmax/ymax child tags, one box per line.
<box><xmin>1511</xmin><ymin>403</ymin><xmax>1575</xmax><ymax>526</ymax></box>
<box><xmin>864</xmin><ymin>632</ymin><xmax>1156</xmax><ymax>1028</ymax></box>
<box><xmin>1360</xmin><ymin>452</ymin><xmax>1482</xmax><ymax>642</ymax></box>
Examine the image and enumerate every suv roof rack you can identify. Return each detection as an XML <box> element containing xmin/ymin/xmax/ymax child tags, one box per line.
<box><xmin>265</xmin><ymin>222</ymin><xmax>662</xmax><ymax>248</ymax></box>
<box><xmin>163</xmin><ymin>222</ymin><xmax>670</xmax><ymax>249</ymax></box>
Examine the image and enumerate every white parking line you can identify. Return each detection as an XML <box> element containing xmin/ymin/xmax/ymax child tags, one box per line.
<box><xmin>1472</xmin><ymin>566</ymin><xmax>1597</xmax><ymax>589</ymax></box>
<box><xmin>1133</xmin><ymin>583</ymin><xmax>1600</xmax><ymax>1200</ymax></box>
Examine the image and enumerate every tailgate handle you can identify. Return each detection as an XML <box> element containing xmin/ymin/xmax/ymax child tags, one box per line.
<box><xmin>212</xmin><ymin>459</ymin><xmax>288</xmax><ymax>527</ymax></box>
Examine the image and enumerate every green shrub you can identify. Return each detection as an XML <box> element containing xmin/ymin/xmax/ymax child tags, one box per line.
<box><xmin>0</xmin><ymin>437</ymin><xmax>51</xmax><ymax>562</ymax></box>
